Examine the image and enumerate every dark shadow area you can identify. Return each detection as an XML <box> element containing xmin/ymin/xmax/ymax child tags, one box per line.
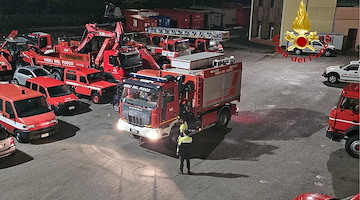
<box><xmin>327</xmin><ymin>148</ymin><xmax>359</xmax><ymax>198</ymax></box>
<box><xmin>142</xmin><ymin>108</ymin><xmax>327</xmax><ymax>161</ymax></box>
<box><xmin>31</xmin><ymin>120</ymin><xmax>79</xmax><ymax>145</ymax></box>
<box><xmin>322</xmin><ymin>81</ymin><xmax>348</xmax><ymax>89</ymax></box>
<box><xmin>190</xmin><ymin>172</ymin><xmax>249</xmax><ymax>179</ymax></box>
<box><xmin>0</xmin><ymin>150</ymin><xmax>33</xmax><ymax>169</ymax></box>
<box><xmin>61</xmin><ymin>101</ymin><xmax>92</xmax><ymax>116</ymax></box>
<box><xmin>0</xmin><ymin>72</ymin><xmax>14</xmax><ymax>82</ymax></box>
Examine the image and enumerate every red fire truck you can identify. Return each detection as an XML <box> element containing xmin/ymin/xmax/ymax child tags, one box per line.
<box><xmin>116</xmin><ymin>52</ymin><xmax>241</xmax><ymax>147</ymax></box>
<box><xmin>326</xmin><ymin>83</ymin><xmax>359</xmax><ymax>158</ymax></box>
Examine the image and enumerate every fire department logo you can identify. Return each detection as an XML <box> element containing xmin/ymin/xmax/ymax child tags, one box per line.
<box><xmin>285</xmin><ymin>0</ymin><xmax>318</xmax><ymax>51</ymax></box>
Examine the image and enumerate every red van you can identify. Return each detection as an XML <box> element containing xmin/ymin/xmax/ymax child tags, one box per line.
<box><xmin>25</xmin><ymin>77</ymin><xmax>79</xmax><ymax>114</ymax></box>
<box><xmin>0</xmin><ymin>84</ymin><xmax>58</xmax><ymax>142</ymax></box>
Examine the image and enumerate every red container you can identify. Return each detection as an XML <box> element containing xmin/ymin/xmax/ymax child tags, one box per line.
<box><xmin>154</xmin><ymin>9</ymin><xmax>191</xmax><ymax>29</ymax></box>
<box><xmin>189</xmin><ymin>12</ymin><xmax>205</xmax><ymax>29</ymax></box>
<box><xmin>126</xmin><ymin>15</ymin><xmax>158</xmax><ymax>32</ymax></box>
<box><xmin>235</xmin><ymin>8</ymin><xmax>250</xmax><ymax>26</ymax></box>
<box><xmin>122</xmin><ymin>9</ymin><xmax>140</xmax><ymax>16</ymax></box>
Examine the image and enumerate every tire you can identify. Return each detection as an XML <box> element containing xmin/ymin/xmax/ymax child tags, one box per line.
<box><xmin>113</xmin><ymin>103</ymin><xmax>119</xmax><ymax>112</ymax></box>
<box><xmin>52</xmin><ymin>71</ymin><xmax>62</xmax><ymax>81</ymax></box>
<box><xmin>345</xmin><ymin>135</ymin><xmax>359</xmax><ymax>158</ymax></box>
<box><xmin>165</xmin><ymin>126</ymin><xmax>179</xmax><ymax>150</ymax></box>
<box><xmin>152</xmin><ymin>36</ymin><xmax>160</xmax><ymax>45</ymax></box>
<box><xmin>216</xmin><ymin>108</ymin><xmax>230</xmax><ymax>130</ymax></box>
<box><xmin>294</xmin><ymin>49</ymin><xmax>302</xmax><ymax>55</ymax></box>
<box><xmin>325</xmin><ymin>50</ymin><xmax>331</xmax><ymax>57</ymax></box>
<box><xmin>13</xmin><ymin>79</ymin><xmax>19</xmax><ymax>85</ymax></box>
<box><xmin>327</xmin><ymin>73</ymin><xmax>339</xmax><ymax>84</ymax></box>
<box><xmin>15</xmin><ymin>131</ymin><xmax>25</xmax><ymax>143</ymax></box>
<box><xmin>91</xmin><ymin>93</ymin><xmax>101</xmax><ymax>104</ymax></box>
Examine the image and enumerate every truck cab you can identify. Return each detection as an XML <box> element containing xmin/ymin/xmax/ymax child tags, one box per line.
<box><xmin>0</xmin><ymin>84</ymin><xmax>58</xmax><ymax>142</ymax></box>
<box><xmin>26</xmin><ymin>32</ymin><xmax>53</xmax><ymax>53</ymax></box>
<box><xmin>25</xmin><ymin>77</ymin><xmax>79</xmax><ymax>115</ymax></box>
<box><xmin>63</xmin><ymin>68</ymin><xmax>117</xmax><ymax>103</ymax></box>
<box><xmin>326</xmin><ymin>83</ymin><xmax>359</xmax><ymax>158</ymax></box>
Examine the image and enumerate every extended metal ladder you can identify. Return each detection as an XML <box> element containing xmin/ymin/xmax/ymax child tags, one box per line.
<box><xmin>145</xmin><ymin>27</ymin><xmax>230</xmax><ymax>41</ymax></box>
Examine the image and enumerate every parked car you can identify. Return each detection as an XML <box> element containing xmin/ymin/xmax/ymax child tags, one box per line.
<box><xmin>323</xmin><ymin>60</ymin><xmax>359</xmax><ymax>84</ymax></box>
<box><xmin>25</xmin><ymin>77</ymin><xmax>80</xmax><ymax>115</ymax></box>
<box><xmin>294</xmin><ymin>193</ymin><xmax>360</xmax><ymax>200</ymax></box>
<box><xmin>288</xmin><ymin>40</ymin><xmax>336</xmax><ymax>57</ymax></box>
<box><xmin>0</xmin><ymin>127</ymin><xmax>16</xmax><ymax>158</ymax></box>
<box><xmin>13</xmin><ymin>65</ymin><xmax>54</xmax><ymax>85</ymax></box>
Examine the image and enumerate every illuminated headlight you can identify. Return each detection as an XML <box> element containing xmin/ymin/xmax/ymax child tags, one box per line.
<box><xmin>50</xmin><ymin>119</ymin><xmax>58</xmax><ymax>124</ymax></box>
<box><xmin>24</xmin><ymin>125</ymin><xmax>35</xmax><ymax>129</ymax></box>
<box><xmin>146</xmin><ymin>130</ymin><xmax>160</xmax><ymax>140</ymax></box>
<box><xmin>117</xmin><ymin>119</ymin><xmax>126</xmax><ymax>131</ymax></box>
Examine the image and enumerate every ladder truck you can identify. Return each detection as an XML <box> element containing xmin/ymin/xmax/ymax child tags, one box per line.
<box><xmin>145</xmin><ymin>27</ymin><xmax>230</xmax><ymax>54</ymax></box>
<box><xmin>116</xmin><ymin>52</ymin><xmax>241</xmax><ymax>148</ymax></box>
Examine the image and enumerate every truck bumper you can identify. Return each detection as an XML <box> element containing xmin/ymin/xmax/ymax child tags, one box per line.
<box><xmin>117</xmin><ymin>119</ymin><xmax>168</xmax><ymax>140</ymax></box>
<box><xmin>19</xmin><ymin>124</ymin><xmax>59</xmax><ymax>141</ymax></box>
<box><xmin>53</xmin><ymin>101</ymin><xmax>79</xmax><ymax>114</ymax></box>
<box><xmin>326</xmin><ymin>127</ymin><xmax>344</xmax><ymax>142</ymax></box>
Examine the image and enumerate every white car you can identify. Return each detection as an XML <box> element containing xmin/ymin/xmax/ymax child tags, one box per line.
<box><xmin>13</xmin><ymin>65</ymin><xmax>54</xmax><ymax>85</ymax></box>
<box><xmin>322</xmin><ymin>60</ymin><xmax>360</xmax><ymax>83</ymax></box>
<box><xmin>0</xmin><ymin>127</ymin><xmax>16</xmax><ymax>158</ymax></box>
<box><xmin>288</xmin><ymin>40</ymin><xmax>336</xmax><ymax>57</ymax></box>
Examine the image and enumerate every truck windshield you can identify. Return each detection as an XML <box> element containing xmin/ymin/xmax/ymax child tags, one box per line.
<box><xmin>175</xmin><ymin>41</ymin><xmax>189</xmax><ymax>52</ymax></box>
<box><xmin>119</xmin><ymin>51</ymin><xmax>142</xmax><ymax>69</ymax></box>
<box><xmin>121</xmin><ymin>87</ymin><xmax>158</xmax><ymax>109</ymax></box>
<box><xmin>48</xmin><ymin>85</ymin><xmax>72</xmax><ymax>98</ymax></box>
<box><xmin>87</xmin><ymin>72</ymin><xmax>103</xmax><ymax>83</ymax></box>
<box><xmin>14</xmin><ymin>96</ymin><xmax>51</xmax><ymax>118</ymax></box>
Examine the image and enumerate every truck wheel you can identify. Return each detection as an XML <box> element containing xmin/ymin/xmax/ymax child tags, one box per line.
<box><xmin>324</xmin><ymin>50</ymin><xmax>331</xmax><ymax>57</ymax></box>
<box><xmin>15</xmin><ymin>131</ymin><xmax>25</xmax><ymax>143</ymax></box>
<box><xmin>91</xmin><ymin>93</ymin><xmax>101</xmax><ymax>104</ymax></box>
<box><xmin>52</xmin><ymin>71</ymin><xmax>62</xmax><ymax>81</ymax></box>
<box><xmin>345</xmin><ymin>135</ymin><xmax>359</xmax><ymax>158</ymax></box>
<box><xmin>294</xmin><ymin>49</ymin><xmax>302</xmax><ymax>55</ymax></box>
<box><xmin>165</xmin><ymin>126</ymin><xmax>179</xmax><ymax>150</ymax></box>
<box><xmin>216</xmin><ymin>109</ymin><xmax>230</xmax><ymax>130</ymax></box>
<box><xmin>13</xmin><ymin>79</ymin><xmax>19</xmax><ymax>85</ymax></box>
<box><xmin>327</xmin><ymin>73</ymin><xmax>339</xmax><ymax>84</ymax></box>
<box><xmin>152</xmin><ymin>36</ymin><xmax>160</xmax><ymax>45</ymax></box>
<box><xmin>113</xmin><ymin>103</ymin><xmax>119</xmax><ymax>112</ymax></box>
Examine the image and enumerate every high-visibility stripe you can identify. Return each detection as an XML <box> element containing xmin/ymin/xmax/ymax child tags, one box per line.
<box><xmin>0</xmin><ymin>115</ymin><xmax>27</xmax><ymax>130</ymax></box>
<box><xmin>329</xmin><ymin>117</ymin><xmax>360</xmax><ymax>125</ymax></box>
<box><xmin>65</xmin><ymin>81</ymin><xmax>101</xmax><ymax>91</ymax></box>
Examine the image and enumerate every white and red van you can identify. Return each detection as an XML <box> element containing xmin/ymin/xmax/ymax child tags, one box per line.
<box><xmin>0</xmin><ymin>84</ymin><xmax>58</xmax><ymax>142</ymax></box>
<box><xmin>25</xmin><ymin>77</ymin><xmax>79</xmax><ymax>115</ymax></box>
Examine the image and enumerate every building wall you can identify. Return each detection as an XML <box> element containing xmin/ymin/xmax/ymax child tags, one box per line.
<box><xmin>250</xmin><ymin>0</ymin><xmax>283</xmax><ymax>46</ymax></box>
<box><xmin>334</xmin><ymin>7</ymin><xmax>360</xmax><ymax>50</ymax></box>
<box><xmin>280</xmin><ymin>0</ymin><xmax>337</xmax><ymax>46</ymax></box>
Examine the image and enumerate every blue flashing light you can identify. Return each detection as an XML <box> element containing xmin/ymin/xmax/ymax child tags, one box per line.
<box><xmin>129</xmin><ymin>73</ymin><xmax>168</xmax><ymax>83</ymax></box>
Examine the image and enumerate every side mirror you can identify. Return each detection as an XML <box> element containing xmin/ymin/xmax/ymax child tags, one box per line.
<box><xmin>344</xmin><ymin>68</ymin><xmax>349</xmax><ymax>71</ymax></box>
<box><xmin>9</xmin><ymin>113</ymin><xmax>15</xmax><ymax>119</ymax></box>
<box><xmin>352</xmin><ymin>105</ymin><xmax>359</xmax><ymax>112</ymax></box>
<box><xmin>28</xmin><ymin>74</ymin><xmax>34</xmax><ymax>78</ymax></box>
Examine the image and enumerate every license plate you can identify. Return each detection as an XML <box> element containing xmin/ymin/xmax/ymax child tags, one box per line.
<box><xmin>41</xmin><ymin>133</ymin><xmax>49</xmax><ymax>138</ymax></box>
<box><xmin>130</xmin><ymin>128</ymin><xmax>139</xmax><ymax>134</ymax></box>
<box><xmin>68</xmin><ymin>106</ymin><xmax>75</xmax><ymax>110</ymax></box>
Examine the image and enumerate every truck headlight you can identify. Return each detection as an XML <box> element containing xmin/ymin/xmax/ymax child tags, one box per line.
<box><xmin>146</xmin><ymin>130</ymin><xmax>160</xmax><ymax>140</ymax></box>
<box><xmin>50</xmin><ymin>119</ymin><xmax>58</xmax><ymax>124</ymax></box>
<box><xmin>24</xmin><ymin>125</ymin><xmax>35</xmax><ymax>129</ymax></box>
<box><xmin>117</xmin><ymin>119</ymin><xmax>126</xmax><ymax>130</ymax></box>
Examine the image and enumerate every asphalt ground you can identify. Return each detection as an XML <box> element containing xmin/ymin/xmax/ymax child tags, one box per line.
<box><xmin>0</xmin><ymin>46</ymin><xmax>359</xmax><ymax>200</ymax></box>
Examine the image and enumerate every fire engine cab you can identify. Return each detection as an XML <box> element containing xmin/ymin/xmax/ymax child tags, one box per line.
<box><xmin>326</xmin><ymin>83</ymin><xmax>359</xmax><ymax>158</ymax></box>
<box><xmin>116</xmin><ymin>52</ymin><xmax>242</xmax><ymax>147</ymax></box>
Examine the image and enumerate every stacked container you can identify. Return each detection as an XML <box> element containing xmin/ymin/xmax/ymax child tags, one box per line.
<box><xmin>153</xmin><ymin>9</ymin><xmax>191</xmax><ymax>29</ymax></box>
<box><xmin>149</xmin><ymin>16</ymin><xmax>172</xmax><ymax>27</ymax></box>
<box><xmin>125</xmin><ymin>15</ymin><xmax>158</xmax><ymax>32</ymax></box>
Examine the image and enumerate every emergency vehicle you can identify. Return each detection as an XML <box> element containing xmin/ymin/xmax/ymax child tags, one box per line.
<box><xmin>25</xmin><ymin>77</ymin><xmax>80</xmax><ymax>114</ymax></box>
<box><xmin>326</xmin><ymin>83</ymin><xmax>359</xmax><ymax>158</ymax></box>
<box><xmin>0</xmin><ymin>84</ymin><xmax>59</xmax><ymax>143</ymax></box>
<box><xmin>323</xmin><ymin>60</ymin><xmax>359</xmax><ymax>84</ymax></box>
<box><xmin>63</xmin><ymin>68</ymin><xmax>117</xmax><ymax>103</ymax></box>
<box><xmin>116</xmin><ymin>52</ymin><xmax>241</xmax><ymax>147</ymax></box>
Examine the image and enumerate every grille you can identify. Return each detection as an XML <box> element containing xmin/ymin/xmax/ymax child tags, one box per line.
<box><xmin>128</xmin><ymin>115</ymin><xmax>144</xmax><ymax>126</ymax></box>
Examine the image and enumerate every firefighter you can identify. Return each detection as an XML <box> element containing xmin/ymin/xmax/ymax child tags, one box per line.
<box><xmin>176</xmin><ymin>116</ymin><xmax>193</xmax><ymax>175</ymax></box>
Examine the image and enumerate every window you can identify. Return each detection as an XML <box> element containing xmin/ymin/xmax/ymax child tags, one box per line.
<box><xmin>346</xmin><ymin>64</ymin><xmax>359</xmax><ymax>71</ymax></box>
<box><xmin>257</xmin><ymin>22</ymin><xmax>262</xmax><ymax>38</ymax></box>
<box><xmin>0</xmin><ymin>98</ymin><xmax>3</xmax><ymax>111</ymax></box>
<box><xmin>31</xmin><ymin>83</ymin><xmax>38</xmax><ymax>91</ymax></box>
<box><xmin>66</xmin><ymin>73</ymin><xmax>76</xmax><ymax>81</ymax></box>
<box><xmin>271</xmin><ymin>0</ymin><xmax>275</xmax><ymax>7</ymax></box>
<box><xmin>259</xmin><ymin>0</ymin><xmax>263</xmax><ymax>7</ymax></box>
<box><xmin>313</xmin><ymin>41</ymin><xmax>321</xmax><ymax>46</ymax></box>
<box><xmin>25</xmin><ymin>81</ymin><xmax>31</xmax><ymax>88</ymax></box>
<box><xmin>164</xmin><ymin>87</ymin><xmax>174</xmax><ymax>103</ymax></box>
<box><xmin>269</xmin><ymin>24</ymin><xmax>274</xmax><ymax>39</ymax></box>
<box><xmin>5</xmin><ymin>101</ymin><xmax>14</xmax><ymax>116</ymax></box>
<box><xmin>80</xmin><ymin>76</ymin><xmax>87</xmax><ymax>83</ymax></box>
<box><xmin>39</xmin><ymin>37</ymin><xmax>47</xmax><ymax>49</ymax></box>
<box><xmin>18</xmin><ymin>69</ymin><xmax>32</xmax><ymax>76</ymax></box>
<box><xmin>33</xmin><ymin>68</ymin><xmax>50</xmax><ymax>76</ymax></box>
<box><xmin>340</xmin><ymin>97</ymin><xmax>359</xmax><ymax>111</ymax></box>
<box><xmin>39</xmin><ymin>86</ymin><xmax>46</xmax><ymax>95</ymax></box>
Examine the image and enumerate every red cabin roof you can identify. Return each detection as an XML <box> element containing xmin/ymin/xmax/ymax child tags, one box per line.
<box><xmin>343</xmin><ymin>83</ymin><xmax>360</xmax><ymax>99</ymax></box>
<box><xmin>0</xmin><ymin>84</ymin><xmax>43</xmax><ymax>101</ymax></box>
<box><xmin>65</xmin><ymin>67</ymin><xmax>100</xmax><ymax>75</ymax></box>
<box><xmin>27</xmin><ymin>77</ymin><xmax>66</xmax><ymax>88</ymax></box>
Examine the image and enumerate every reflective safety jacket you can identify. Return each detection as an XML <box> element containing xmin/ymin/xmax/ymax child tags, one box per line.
<box><xmin>179</xmin><ymin>121</ymin><xmax>188</xmax><ymax>134</ymax></box>
<box><xmin>177</xmin><ymin>135</ymin><xmax>193</xmax><ymax>156</ymax></box>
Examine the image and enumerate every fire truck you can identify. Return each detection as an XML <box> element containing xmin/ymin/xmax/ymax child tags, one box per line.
<box><xmin>145</xmin><ymin>27</ymin><xmax>230</xmax><ymax>54</ymax></box>
<box><xmin>21</xmin><ymin>22</ymin><xmax>159</xmax><ymax>81</ymax></box>
<box><xmin>326</xmin><ymin>83</ymin><xmax>359</xmax><ymax>158</ymax></box>
<box><xmin>116</xmin><ymin>52</ymin><xmax>241</xmax><ymax>147</ymax></box>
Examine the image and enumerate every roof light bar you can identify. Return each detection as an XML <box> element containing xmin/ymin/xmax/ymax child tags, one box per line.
<box><xmin>129</xmin><ymin>73</ymin><xmax>169</xmax><ymax>83</ymax></box>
